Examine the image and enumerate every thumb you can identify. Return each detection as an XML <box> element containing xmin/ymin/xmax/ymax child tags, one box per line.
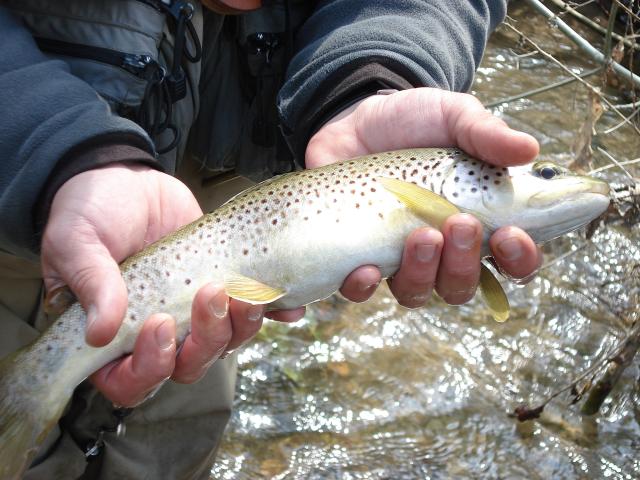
<box><xmin>43</xmin><ymin>231</ymin><xmax>128</xmax><ymax>347</ymax></box>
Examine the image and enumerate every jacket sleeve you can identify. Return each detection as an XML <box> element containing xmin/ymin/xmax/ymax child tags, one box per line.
<box><xmin>0</xmin><ymin>8</ymin><xmax>157</xmax><ymax>259</ymax></box>
<box><xmin>277</xmin><ymin>0</ymin><xmax>507</xmax><ymax>163</ymax></box>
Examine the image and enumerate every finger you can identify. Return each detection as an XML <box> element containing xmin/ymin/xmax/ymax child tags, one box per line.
<box><xmin>435</xmin><ymin>213</ymin><xmax>483</xmax><ymax>305</ymax></box>
<box><xmin>389</xmin><ymin>226</ymin><xmax>443</xmax><ymax>308</ymax></box>
<box><xmin>90</xmin><ymin>314</ymin><xmax>176</xmax><ymax>407</ymax></box>
<box><xmin>490</xmin><ymin>227</ymin><xmax>543</xmax><ymax>281</ymax></box>
<box><xmin>224</xmin><ymin>299</ymin><xmax>264</xmax><ymax>352</ymax></box>
<box><xmin>266</xmin><ymin>307</ymin><xmax>306</xmax><ymax>323</ymax></box>
<box><xmin>42</xmin><ymin>229</ymin><xmax>128</xmax><ymax>347</ymax></box>
<box><xmin>339</xmin><ymin>265</ymin><xmax>382</xmax><ymax>303</ymax></box>
<box><xmin>172</xmin><ymin>284</ymin><xmax>233</xmax><ymax>384</ymax></box>
<box><xmin>442</xmin><ymin>92</ymin><xmax>539</xmax><ymax>166</ymax></box>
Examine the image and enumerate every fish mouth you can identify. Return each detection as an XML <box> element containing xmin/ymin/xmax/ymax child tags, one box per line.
<box><xmin>528</xmin><ymin>178</ymin><xmax>610</xmax><ymax>208</ymax></box>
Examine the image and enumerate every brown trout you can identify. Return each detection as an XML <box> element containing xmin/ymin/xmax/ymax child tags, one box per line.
<box><xmin>0</xmin><ymin>148</ymin><xmax>610</xmax><ymax>478</ymax></box>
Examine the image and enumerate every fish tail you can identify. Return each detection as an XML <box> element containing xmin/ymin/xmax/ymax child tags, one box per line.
<box><xmin>0</xmin><ymin>349</ymin><xmax>68</xmax><ymax>479</ymax></box>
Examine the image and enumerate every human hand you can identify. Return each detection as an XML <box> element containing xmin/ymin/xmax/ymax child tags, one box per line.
<box><xmin>306</xmin><ymin>87</ymin><xmax>543</xmax><ymax>307</ymax></box>
<box><xmin>41</xmin><ymin>163</ymin><xmax>300</xmax><ymax>406</ymax></box>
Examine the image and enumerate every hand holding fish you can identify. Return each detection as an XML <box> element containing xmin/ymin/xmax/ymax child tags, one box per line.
<box><xmin>307</xmin><ymin>87</ymin><xmax>544</xmax><ymax>307</ymax></box>
<box><xmin>40</xmin><ymin>163</ymin><xmax>300</xmax><ymax>407</ymax></box>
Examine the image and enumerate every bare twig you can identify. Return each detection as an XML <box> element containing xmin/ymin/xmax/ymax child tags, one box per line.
<box><xmin>603</xmin><ymin>2</ymin><xmax>619</xmax><ymax>63</ymax></box>
<box><xmin>547</xmin><ymin>0</ymin><xmax>640</xmax><ymax>51</ymax></box>
<box><xmin>612</xmin><ymin>0</ymin><xmax>640</xmax><ymax>25</ymax></box>
<box><xmin>502</xmin><ymin>21</ymin><xmax>640</xmax><ymax>136</ymax></box>
<box><xmin>611</xmin><ymin>100</ymin><xmax>640</xmax><ymax>110</ymax></box>
<box><xmin>589</xmin><ymin>157</ymin><xmax>640</xmax><ymax>173</ymax></box>
<box><xmin>581</xmin><ymin>321</ymin><xmax>640</xmax><ymax>415</ymax></box>
<box><xmin>596</xmin><ymin>146</ymin><xmax>636</xmax><ymax>181</ymax></box>
<box><xmin>602</xmin><ymin>106</ymin><xmax>640</xmax><ymax>134</ymax></box>
<box><xmin>523</xmin><ymin>0</ymin><xmax>640</xmax><ymax>90</ymax></box>
<box><xmin>485</xmin><ymin>67</ymin><xmax>602</xmax><ymax>108</ymax></box>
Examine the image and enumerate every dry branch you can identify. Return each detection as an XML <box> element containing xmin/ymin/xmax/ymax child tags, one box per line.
<box><xmin>524</xmin><ymin>0</ymin><xmax>640</xmax><ymax>89</ymax></box>
<box><xmin>484</xmin><ymin>67</ymin><xmax>602</xmax><ymax>108</ymax></box>
<box><xmin>502</xmin><ymin>20</ymin><xmax>640</xmax><ymax>135</ymax></box>
<box><xmin>581</xmin><ymin>321</ymin><xmax>640</xmax><ymax>415</ymax></box>
<box><xmin>547</xmin><ymin>0</ymin><xmax>640</xmax><ymax>51</ymax></box>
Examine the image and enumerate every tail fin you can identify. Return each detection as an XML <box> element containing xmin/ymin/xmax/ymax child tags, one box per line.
<box><xmin>0</xmin><ymin>349</ymin><xmax>69</xmax><ymax>479</ymax></box>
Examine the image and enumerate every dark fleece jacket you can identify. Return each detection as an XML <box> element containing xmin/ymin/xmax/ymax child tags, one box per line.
<box><xmin>0</xmin><ymin>1</ymin><xmax>506</xmax><ymax>259</ymax></box>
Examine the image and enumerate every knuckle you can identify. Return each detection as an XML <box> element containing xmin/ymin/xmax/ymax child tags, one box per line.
<box><xmin>404</xmin><ymin>268</ymin><xmax>437</xmax><ymax>284</ymax></box>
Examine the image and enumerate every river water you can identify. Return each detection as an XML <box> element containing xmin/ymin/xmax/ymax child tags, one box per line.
<box><xmin>213</xmin><ymin>4</ymin><xmax>640</xmax><ymax>479</ymax></box>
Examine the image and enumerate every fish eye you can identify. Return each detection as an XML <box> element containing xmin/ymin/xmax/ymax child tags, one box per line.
<box><xmin>540</xmin><ymin>166</ymin><xmax>557</xmax><ymax>179</ymax></box>
<box><xmin>533</xmin><ymin>162</ymin><xmax>563</xmax><ymax>180</ymax></box>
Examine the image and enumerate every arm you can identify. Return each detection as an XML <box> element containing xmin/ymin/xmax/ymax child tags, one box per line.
<box><xmin>278</xmin><ymin>0</ymin><xmax>506</xmax><ymax>162</ymax></box>
<box><xmin>0</xmin><ymin>9</ymin><xmax>260</xmax><ymax>406</ymax></box>
<box><xmin>0</xmin><ymin>8</ymin><xmax>156</xmax><ymax>258</ymax></box>
<box><xmin>278</xmin><ymin>0</ymin><xmax>542</xmax><ymax>306</ymax></box>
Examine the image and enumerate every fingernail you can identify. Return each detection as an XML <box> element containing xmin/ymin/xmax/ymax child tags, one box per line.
<box><xmin>155</xmin><ymin>319</ymin><xmax>175</xmax><ymax>349</ymax></box>
<box><xmin>361</xmin><ymin>280</ymin><xmax>380</xmax><ymax>292</ymax></box>
<box><xmin>451</xmin><ymin>224</ymin><xmax>477</xmax><ymax>250</ymax></box>
<box><xmin>497</xmin><ymin>237</ymin><xmax>523</xmax><ymax>261</ymax></box>
<box><xmin>416</xmin><ymin>243</ymin><xmax>436</xmax><ymax>262</ymax></box>
<box><xmin>247</xmin><ymin>305</ymin><xmax>263</xmax><ymax>322</ymax></box>
<box><xmin>450</xmin><ymin>287</ymin><xmax>476</xmax><ymax>297</ymax></box>
<box><xmin>209</xmin><ymin>291</ymin><xmax>228</xmax><ymax>319</ymax></box>
<box><xmin>408</xmin><ymin>293</ymin><xmax>429</xmax><ymax>306</ymax></box>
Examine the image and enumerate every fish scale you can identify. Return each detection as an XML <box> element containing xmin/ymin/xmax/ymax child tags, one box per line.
<box><xmin>0</xmin><ymin>148</ymin><xmax>611</xmax><ymax>479</ymax></box>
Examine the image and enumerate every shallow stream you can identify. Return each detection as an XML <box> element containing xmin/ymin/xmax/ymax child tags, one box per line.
<box><xmin>213</xmin><ymin>4</ymin><xmax>640</xmax><ymax>478</ymax></box>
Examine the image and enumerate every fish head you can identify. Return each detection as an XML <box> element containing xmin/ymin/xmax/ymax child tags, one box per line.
<box><xmin>442</xmin><ymin>159</ymin><xmax>611</xmax><ymax>243</ymax></box>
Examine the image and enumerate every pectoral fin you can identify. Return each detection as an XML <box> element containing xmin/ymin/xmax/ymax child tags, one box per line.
<box><xmin>379</xmin><ymin>176</ymin><xmax>510</xmax><ymax>322</ymax></box>
<box><xmin>479</xmin><ymin>263</ymin><xmax>510</xmax><ymax>322</ymax></box>
<box><xmin>224</xmin><ymin>272</ymin><xmax>287</xmax><ymax>304</ymax></box>
<box><xmin>378</xmin><ymin>177</ymin><xmax>460</xmax><ymax>229</ymax></box>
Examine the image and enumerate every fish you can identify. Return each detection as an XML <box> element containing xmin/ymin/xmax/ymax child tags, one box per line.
<box><xmin>0</xmin><ymin>148</ymin><xmax>610</xmax><ymax>478</ymax></box>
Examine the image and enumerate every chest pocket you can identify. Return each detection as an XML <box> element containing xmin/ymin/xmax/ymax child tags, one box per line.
<box><xmin>4</xmin><ymin>0</ymin><xmax>203</xmax><ymax>169</ymax></box>
<box><xmin>189</xmin><ymin>0</ymin><xmax>313</xmax><ymax>182</ymax></box>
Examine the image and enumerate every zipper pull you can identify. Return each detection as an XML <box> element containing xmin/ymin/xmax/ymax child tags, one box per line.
<box><xmin>121</xmin><ymin>54</ymin><xmax>164</xmax><ymax>82</ymax></box>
